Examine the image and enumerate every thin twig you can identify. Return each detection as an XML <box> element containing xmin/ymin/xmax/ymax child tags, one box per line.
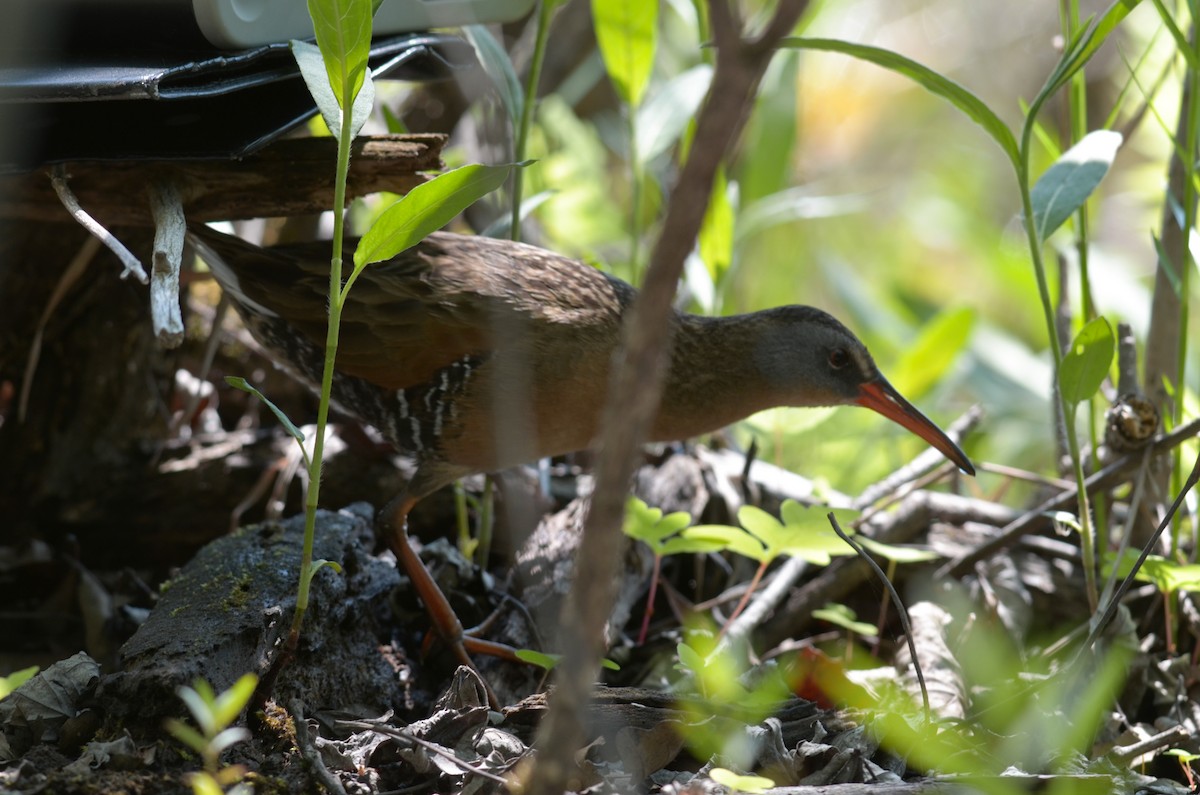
<box><xmin>1080</xmin><ymin>449</ymin><xmax>1200</xmax><ymax>657</ymax></box>
<box><xmin>49</xmin><ymin>164</ymin><xmax>148</xmax><ymax>283</ymax></box>
<box><xmin>854</xmin><ymin>406</ymin><xmax>981</xmax><ymax>509</ymax></box>
<box><xmin>288</xmin><ymin>699</ymin><xmax>348</xmax><ymax>795</ymax></box>
<box><xmin>828</xmin><ymin>513</ymin><xmax>930</xmax><ymax>721</ymax></box>
<box><xmin>335</xmin><ymin>718</ymin><xmax>513</xmax><ymax>786</ymax></box>
<box><xmin>938</xmin><ymin>417</ymin><xmax>1200</xmax><ymax>578</ymax></box>
<box><xmin>976</xmin><ymin>461</ymin><xmax>1075</xmax><ymax>491</ymax></box>
<box><xmin>524</xmin><ymin>3</ymin><xmax>810</xmax><ymax>792</ymax></box>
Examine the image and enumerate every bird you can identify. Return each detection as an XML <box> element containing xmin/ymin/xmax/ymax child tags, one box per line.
<box><xmin>188</xmin><ymin>224</ymin><xmax>974</xmax><ymax>676</ymax></box>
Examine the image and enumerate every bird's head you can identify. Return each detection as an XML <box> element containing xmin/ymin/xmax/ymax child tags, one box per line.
<box><xmin>753</xmin><ymin>306</ymin><xmax>975</xmax><ymax>475</ymax></box>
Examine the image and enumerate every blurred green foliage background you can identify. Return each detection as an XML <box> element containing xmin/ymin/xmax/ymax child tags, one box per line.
<box><xmin>361</xmin><ymin>0</ymin><xmax>1197</xmax><ymax>497</ymax></box>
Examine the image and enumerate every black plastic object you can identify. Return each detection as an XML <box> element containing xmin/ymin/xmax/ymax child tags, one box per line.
<box><xmin>0</xmin><ymin>32</ymin><xmax>475</xmax><ymax>172</ymax></box>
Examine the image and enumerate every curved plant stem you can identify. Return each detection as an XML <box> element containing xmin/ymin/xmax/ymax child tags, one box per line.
<box><xmin>510</xmin><ymin>0</ymin><xmax>557</xmax><ymax>242</ymax></box>
<box><xmin>829</xmin><ymin>513</ymin><xmax>930</xmax><ymax>721</ymax></box>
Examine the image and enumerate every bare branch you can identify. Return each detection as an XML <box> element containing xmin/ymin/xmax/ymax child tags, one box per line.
<box><xmin>525</xmin><ymin>2</ymin><xmax>811</xmax><ymax>792</ymax></box>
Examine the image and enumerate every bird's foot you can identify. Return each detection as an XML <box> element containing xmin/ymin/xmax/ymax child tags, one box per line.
<box><xmin>380</xmin><ymin>495</ymin><xmax>521</xmax><ymax>708</ymax></box>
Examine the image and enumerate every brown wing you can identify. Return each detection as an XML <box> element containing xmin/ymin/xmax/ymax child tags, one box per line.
<box><xmin>192</xmin><ymin>227</ymin><xmax>634</xmax><ymax>391</ymax></box>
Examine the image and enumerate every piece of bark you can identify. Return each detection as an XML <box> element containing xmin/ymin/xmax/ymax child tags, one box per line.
<box><xmin>98</xmin><ymin>505</ymin><xmax>408</xmax><ymax>728</ymax></box>
<box><xmin>0</xmin><ymin>134</ymin><xmax>445</xmax><ymax>226</ymax></box>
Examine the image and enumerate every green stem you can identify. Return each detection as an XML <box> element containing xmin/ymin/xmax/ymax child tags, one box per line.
<box><xmin>289</xmin><ymin>92</ymin><xmax>354</xmax><ymax>640</ymax></box>
<box><xmin>1017</xmin><ymin>114</ymin><xmax>1098</xmax><ymax>612</ymax></box>
<box><xmin>478</xmin><ymin>477</ymin><xmax>495</xmax><ymax>569</ymax></box>
<box><xmin>1173</xmin><ymin>22</ymin><xmax>1199</xmax><ymax>551</ymax></box>
<box><xmin>1066</xmin><ymin>0</ymin><xmax>1109</xmax><ymax>564</ymax></box>
<box><xmin>454</xmin><ymin>482</ymin><xmax>472</xmax><ymax>558</ymax></box>
<box><xmin>510</xmin><ymin>0</ymin><xmax>556</xmax><ymax>242</ymax></box>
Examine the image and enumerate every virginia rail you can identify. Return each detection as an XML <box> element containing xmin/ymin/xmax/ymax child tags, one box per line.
<box><xmin>189</xmin><ymin>225</ymin><xmax>974</xmax><ymax>671</ymax></box>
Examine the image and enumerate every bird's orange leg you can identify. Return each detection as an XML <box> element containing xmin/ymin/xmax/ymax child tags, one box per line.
<box><xmin>380</xmin><ymin>495</ymin><xmax>520</xmax><ymax>707</ymax></box>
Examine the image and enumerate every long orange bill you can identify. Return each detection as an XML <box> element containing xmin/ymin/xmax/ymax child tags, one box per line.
<box><xmin>855</xmin><ymin>378</ymin><xmax>975</xmax><ymax>476</ymax></box>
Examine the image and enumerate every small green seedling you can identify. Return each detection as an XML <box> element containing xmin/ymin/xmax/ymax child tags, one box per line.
<box><xmin>223</xmin><ymin>377</ymin><xmax>312</xmax><ymax>470</ymax></box>
<box><xmin>813</xmin><ymin>603</ymin><xmax>878</xmax><ymax>663</ymax></box>
<box><xmin>166</xmin><ymin>673</ymin><xmax>258</xmax><ymax>795</ymax></box>
<box><xmin>813</xmin><ymin>603</ymin><xmax>877</xmax><ymax>638</ymax></box>
<box><xmin>1110</xmin><ymin>550</ymin><xmax>1200</xmax><ymax>653</ymax></box>
<box><xmin>683</xmin><ymin>500</ymin><xmax>858</xmax><ymax>633</ymax></box>
<box><xmin>1165</xmin><ymin>749</ymin><xmax>1199</xmax><ymax>789</ymax></box>
<box><xmin>622</xmin><ymin>496</ymin><xmax>721</xmax><ymax>643</ymax></box>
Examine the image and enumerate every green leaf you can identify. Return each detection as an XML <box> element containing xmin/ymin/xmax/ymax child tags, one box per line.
<box><xmin>698</xmin><ymin>166</ymin><xmax>734</xmax><ymax>283</ymax></box>
<box><xmin>165</xmin><ymin>718</ymin><xmax>208</xmax><ymax>755</ymax></box>
<box><xmin>209</xmin><ymin>726</ymin><xmax>251</xmax><ymax>756</ymax></box>
<box><xmin>658</xmin><ymin>535</ymin><xmax>727</xmax><ymax>556</ymax></box>
<box><xmin>812</xmin><ymin>603</ymin><xmax>878</xmax><ymax>637</ymax></box>
<box><xmin>855</xmin><ymin>536</ymin><xmax>940</xmax><ymax>564</ymax></box>
<box><xmin>740</xmin><ymin>51</ymin><xmax>798</xmax><ymax>203</ymax></box>
<box><xmin>1165</xmin><ymin>749</ymin><xmax>1200</xmax><ymax>763</ymax></box>
<box><xmin>1148</xmin><ymin>0</ymin><xmax>1199</xmax><ymax>72</ymax></box>
<box><xmin>1059</xmin><ymin>317</ymin><xmax>1114</xmax><ymax>405</ymax></box>
<box><xmin>736</xmin><ymin>188</ymin><xmax>866</xmax><ymax>243</ymax></box>
<box><xmin>777</xmin><ymin>534</ymin><xmax>857</xmax><ymax>564</ymax></box>
<box><xmin>1041</xmin><ymin>0</ymin><xmax>1146</xmax><ymax>100</ymax></box>
<box><xmin>177</xmin><ymin>684</ymin><xmax>216</xmax><ymax>736</ymax></box>
<box><xmin>1117</xmin><ymin>552</ymin><xmax>1200</xmax><ymax>595</ymax></box>
<box><xmin>656</xmin><ymin>511</ymin><xmax>693</xmax><ymax>538</ymax></box>
<box><xmin>515</xmin><ymin>649</ymin><xmax>560</xmax><ymax>670</ymax></box>
<box><xmin>623</xmin><ymin>496</ymin><xmax>661</xmax><ymax>537</ymax></box>
<box><xmin>306</xmin><ymin>0</ymin><xmax>373</xmax><ymax>110</ymax></box>
<box><xmin>211</xmin><ymin>673</ymin><xmax>258</xmax><ymax>729</ymax></box>
<box><xmin>1151</xmin><ymin>232</ymin><xmax>1183</xmax><ymax>297</ymax></box>
<box><xmin>780</xmin><ymin>38</ymin><xmax>1019</xmax><ymax>167</ymax></box>
<box><xmin>684</xmin><ymin>524</ymin><xmax>770</xmax><ymax>563</ymax></box>
<box><xmin>291</xmin><ymin>39</ymin><xmax>375</xmax><ymax>140</ymax></box>
<box><xmin>353</xmin><ymin>163</ymin><xmax>522</xmax><ymax>269</ymax></box>
<box><xmin>463</xmin><ymin>25</ymin><xmax>524</xmax><ymax>129</ymax></box>
<box><xmin>890</xmin><ymin>308</ymin><xmax>976</xmax><ymax>399</ymax></box>
<box><xmin>636</xmin><ymin>64</ymin><xmax>712</xmax><ymax>164</ymax></box>
<box><xmin>622</xmin><ymin>497</ymin><xmax>692</xmax><ymax>546</ymax></box>
<box><xmin>0</xmin><ymin>666</ymin><xmax>37</xmax><ymax>699</ymax></box>
<box><xmin>224</xmin><ymin>378</ymin><xmax>311</xmax><ymax>469</ymax></box>
<box><xmin>677</xmin><ymin>642</ymin><xmax>706</xmax><ymax>674</ymax></box>
<box><xmin>381</xmin><ymin>102</ymin><xmax>407</xmax><ymax>134</ymax></box>
<box><xmin>592</xmin><ymin>0</ymin><xmax>658</xmax><ymax>106</ymax></box>
<box><xmin>736</xmin><ymin>505</ymin><xmax>786</xmax><ymax>551</ymax></box>
<box><xmin>1030</xmin><ymin>130</ymin><xmax>1122</xmax><ymax>242</ymax></box>
<box><xmin>709</xmin><ymin>768</ymin><xmax>775</xmax><ymax>794</ymax></box>
<box><xmin>774</xmin><ymin>503</ymin><xmax>858</xmax><ymax>564</ymax></box>
<box><xmin>306</xmin><ymin>559</ymin><xmax>345</xmax><ymax>591</ymax></box>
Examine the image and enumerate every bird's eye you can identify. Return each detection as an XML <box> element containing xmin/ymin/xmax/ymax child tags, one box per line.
<box><xmin>828</xmin><ymin>348</ymin><xmax>850</xmax><ymax>370</ymax></box>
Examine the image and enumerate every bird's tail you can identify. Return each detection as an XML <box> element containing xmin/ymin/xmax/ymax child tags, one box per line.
<box><xmin>185</xmin><ymin>224</ymin><xmax>280</xmax><ymax>320</ymax></box>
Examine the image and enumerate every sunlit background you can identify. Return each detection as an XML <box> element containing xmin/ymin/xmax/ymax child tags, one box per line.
<box><xmin>355</xmin><ymin>0</ymin><xmax>1193</xmax><ymax>495</ymax></box>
